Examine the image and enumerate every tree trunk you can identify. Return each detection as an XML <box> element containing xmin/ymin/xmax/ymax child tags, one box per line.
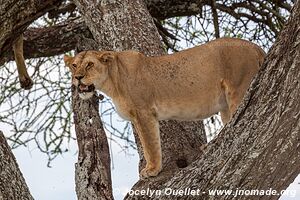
<box><xmin>73</xmin><ymin>0</ymin><xmax>206</xmax><ymax>197</ymax></box>
<box><xmin>126</xmin><ymin>1</ymin><xmax>300</xmax><ymax>199</ymax></box>
<box><xmin>72</xmin><ymin>91</ymin><xmax>114</xmax><ymax>200</ymax></box>
<box><xmin>0</xmin><ymin>131</ymin><xmax>33</xmax><ymax>200</ymax></box>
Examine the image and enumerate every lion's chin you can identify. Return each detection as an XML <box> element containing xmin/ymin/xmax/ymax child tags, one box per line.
<box><xmin>76</xmin><ymin>83</ymin><xmax>95</xmax><ymax>100</ymax></box>
<box><xmin>79</xmin><ymin>91</ymin><xmax>94</xmax><ymax>100</ymax></box>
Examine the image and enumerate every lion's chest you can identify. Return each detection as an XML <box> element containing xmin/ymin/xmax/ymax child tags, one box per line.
<box><xmin>112</xmin><ymin>99</ymin><xmax>132</xmax><ymax>121</ymax></box>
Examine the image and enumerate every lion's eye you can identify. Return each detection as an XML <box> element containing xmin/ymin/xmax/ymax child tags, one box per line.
<box><xmin>86</xmin><ymin>62</ymin><xmax>94</xmax><ymax>70</ymax></box>
<box><xmin>72</xmin><ymin>64</ymin><xmax>77</xmax><ymax>68</ymax></box>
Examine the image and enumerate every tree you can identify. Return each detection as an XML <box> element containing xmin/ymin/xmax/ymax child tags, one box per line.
<box><xmin>0</xmin><ymin>0</ymin><xmax>298</xmax><ymax>200</ymax></box>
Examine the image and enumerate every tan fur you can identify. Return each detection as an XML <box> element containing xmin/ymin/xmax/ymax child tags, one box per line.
<box><xmin>64</xmin><ymin>38</ymin><xmax>265</xmax><ymax>179</ymax></box>
<box><xmin>13</xmin><ymin>35</ymin><xmax>33</xmax><ymax>90</ymax></box>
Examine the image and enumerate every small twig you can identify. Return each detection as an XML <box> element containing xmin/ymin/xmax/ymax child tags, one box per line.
<box><xmin>48</xmin><ymin>2</ymin><xmax>77</xmax><ymax>19</ymax></box>
<box><xmin>211</xmin><ymin>0</ymin><xmax>220</xmax><ymax>38</ymax></box>
<box><xmin>154</xmin><ymin>18</ymin><xmax>180</xmax><ymax>41</ymax></box>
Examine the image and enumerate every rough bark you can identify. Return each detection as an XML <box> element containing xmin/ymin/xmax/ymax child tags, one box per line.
<box><xmin>126</xmin><ymin>1</ymin><xmax>300</xmax><ymax>199</ymax></box>
<box><xmin>73</xmin><ymin>0</ymin><xmax>206</xmax><ymax>198</ymax></box>
<box><xmin>145</xmin><ymin>0</ymin><xmax>206</xmax><ymax>19</ymax></box>
<box><xmin>0</xmin><ymin>0</ymin><xmax>61</xmax><ymax>58</ymax></box>
<box><xmin>0</xmin><ymin>131</ymin><xmax>33</xmax><ymax>200</ymax></box>
<box><xmin>72</xmin><ymin>88</ymin><xmax>113</xmax><ymax>200</ymax></box>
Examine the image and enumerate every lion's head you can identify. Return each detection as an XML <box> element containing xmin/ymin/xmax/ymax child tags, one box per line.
<box><xmin>64</xmin><ymin>51</ymin><xmax>114</xmax><ymax>99</ymax></box>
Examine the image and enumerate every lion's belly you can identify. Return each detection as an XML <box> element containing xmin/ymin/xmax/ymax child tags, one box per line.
<box><xmin>155</xmin><ymin>96</ymin><xmax>225</xmax><ymax>121</ymax></box>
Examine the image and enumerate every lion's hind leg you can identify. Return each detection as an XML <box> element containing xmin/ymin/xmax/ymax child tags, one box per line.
<box><xmin>220</xmin><ymin>109</ymin><xmax>231</xmax><ymax>124</ymax></box>
<box><xmin>220</xmin><ymin>79</ymin><xmax>242</xmax><ymax>123</ymax></box>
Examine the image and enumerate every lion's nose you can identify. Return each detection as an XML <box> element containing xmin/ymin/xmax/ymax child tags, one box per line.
<box><xmin>75</xmin><ymin>75</ymin><xmax>84</xmax><ymax>80</ymax></box>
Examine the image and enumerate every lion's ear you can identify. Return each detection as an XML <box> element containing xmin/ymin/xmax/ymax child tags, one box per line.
<box><xmin>63</xmin><ymin>55</ymin><xmax>75</xmax><ymax>68</ymax></box>
<box><xmin>99</xmin><ymin>52</ymin><xmax>115</xmax><ymax>64</ymax></box>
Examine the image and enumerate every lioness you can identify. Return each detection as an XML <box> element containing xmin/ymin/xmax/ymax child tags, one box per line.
<box><xmin>64</xmin><ymin>38</ymin><xmax>265</xmax><ymax>179</ymax></box>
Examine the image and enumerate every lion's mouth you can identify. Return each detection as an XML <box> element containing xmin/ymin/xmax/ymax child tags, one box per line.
<box><xmin>78</xmin><ymin>83</ymin><xmax>95</xmax><ymax>93</ymax></box>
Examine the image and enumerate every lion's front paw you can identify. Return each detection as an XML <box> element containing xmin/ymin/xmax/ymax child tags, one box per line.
<box><xmin>20</xmin><ymin>77</ymin><xmax>33</xmax><ymax>90</ymax></box>
<box><xmin>140</xmin><ymin>165</ymin><xmax>162</xmax><ymax>179</ymax></box>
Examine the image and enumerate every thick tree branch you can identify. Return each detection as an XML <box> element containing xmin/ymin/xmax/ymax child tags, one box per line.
<box><xmin>0</xmin><ymin>131</ymin><xmax>34</xmax><ymax>200</ymax></box>
<box><xmin>145</xmin><ymin>0</ymin><xmax>207</xmax><ymax>19</ymax></box>
<box><xmin>0</xmin><ymin>0</ymin><xmax>62</xmax><ymax>59</ymax></box>
<box><xmin>0</xmin><ymin>19</ymin><xmax>91</xmax><ymax>65</ymax></box>
<box><xmin>48</xmin><ymin>2</ymin><xmax>77</xmax><ymax>19</ymax></box>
